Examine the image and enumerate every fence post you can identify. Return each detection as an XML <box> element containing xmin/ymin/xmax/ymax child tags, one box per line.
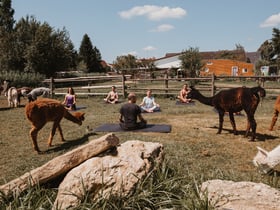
<box><xmin>211</xmin><ymin>74</ymin><xmax>215</xmax><ymax>96</ymax></box>
<box><xmin>122</xmin><ymin>74</ymin><xmax>126</xmax><ymax>98</ymax></box>
<box><xmin>50</xmin><ymin>77</ymin><xmax>54</xmax><ymax>98</ymax></box>
<box><xmin>164</xmin><ymin>71</ymin><xmax>169</xmax><ymax>97</ymax></box>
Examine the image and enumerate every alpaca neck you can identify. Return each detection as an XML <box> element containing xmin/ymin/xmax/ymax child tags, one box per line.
<box><xmin>193</xmin><ymin>91</ymin><xmax>213</xmax><ymax>107</ymax></box>
<box><xmin>63</xmin><ymin>111</ymin><xmax>82</xmax><ymax>125</ymax></box>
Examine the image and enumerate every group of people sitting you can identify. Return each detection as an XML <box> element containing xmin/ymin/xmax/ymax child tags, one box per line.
<box><xmin>28</xmin><ymin>84</ymin><xmax>191</xmax><ymax>131</ymax></box>
<box><xmin>115</xmin><ymin>84</ymin><xmax>191</xmax><ymax>131</ymax></box>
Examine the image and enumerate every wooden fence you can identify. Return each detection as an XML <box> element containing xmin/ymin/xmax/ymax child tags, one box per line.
<box><xmin>43</xmin><ymin>74</ymin><xmax>280</xmax><ymax>98</ymax></box>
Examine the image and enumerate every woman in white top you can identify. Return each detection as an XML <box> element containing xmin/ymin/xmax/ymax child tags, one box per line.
<box><xmin>139</xmin><ymin>89</ymin><xmax>160</xmax><ymax>113</ymax></box>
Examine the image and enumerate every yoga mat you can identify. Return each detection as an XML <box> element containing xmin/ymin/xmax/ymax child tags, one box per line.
<box><xmin>175</xmin><ymin>101</ymin><xmax>195</xmax><ymax>105</ymax></box>
<box><xmin>69</xmin><ymin>105</ymin><xmax>87</xmax><ymax>111</ymax></box>
<box><xmin>94</xmin><ymin>123</ymin><xmax>172</xmax><ymax>133</ymax></box>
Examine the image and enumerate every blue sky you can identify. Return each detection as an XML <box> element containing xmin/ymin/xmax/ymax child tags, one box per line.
<box><xmin>12</xmin><ymin>0</ymin><xmax>280</xmax><ymax>63</ymax></box>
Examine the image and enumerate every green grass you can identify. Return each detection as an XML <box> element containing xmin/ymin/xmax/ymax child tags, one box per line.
<box><xmin>1</xmin><ymin>83</ymin><xmax>280</xmax><ymax>209</ymax></box>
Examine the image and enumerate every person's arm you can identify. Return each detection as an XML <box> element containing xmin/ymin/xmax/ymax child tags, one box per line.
<box><xmin>119</xmin><ymin>114</ymin><xmax>124</xmax><ymax>123</ymax></box>
<box><xmin>105</xmin><ymin>92</ymin><xmax>111</xmax><ymax>100</ymax></box>
<box><xmin>62</xmin><ymin>95</ymin><xmax>67</xmax><ymax>104</ymax></box>
<box><xmin>73</xmin><ymin>95</ymin><xmax>76</xmax><ymax>104</ymax></box>
<box><xmin>139</xmin><ymin>97</ymin><xmax>145</xmax><ymax>106</ymax></box>
<box><xmin>138</xmin><ymin>114</ymin><xmax>147</xmax><ymax>123</ymax></box>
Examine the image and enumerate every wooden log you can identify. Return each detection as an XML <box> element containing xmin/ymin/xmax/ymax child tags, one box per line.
<box><xmin>0</xmin><ymin>133</ymin><xmax>119</xmax><ymax>197</ymax></box>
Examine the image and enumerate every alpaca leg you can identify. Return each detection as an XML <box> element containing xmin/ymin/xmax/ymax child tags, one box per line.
<box><xmin>30</xmin><ymin>126</ymin><xmax>41</xmax><ymax>153</ymax></box>
<box><xmin>48</xmin><ymin>121</ymin><xmax>59</xmax><ymax>147</ymax></box>
<box><xmin>217</xmin><ymin>112</ymin><xmax>224</xmax><ymax>134</ymax></box>
<box><xmin>246</xmin><ymin>115</ymin><xmax>257</xmax><ymax>141</ymax></box>
<box><xmin>57</xmin><ymin>124</ymin><xmax>65</xmax><ymax>142</ymax></box>
<box><xmin>250</xmin><ymin>118</ymin><xmax>257</xmax><ymax>141</ymax></box>
<box><xmin>229</xmin><ymin>112</ymin><xmax>237</xmax><ymax>135</ymax></box>
<box><xmin>269</xmin><ymin>110</ymin><xmax>278</xmax><ymax>131</ymax></box>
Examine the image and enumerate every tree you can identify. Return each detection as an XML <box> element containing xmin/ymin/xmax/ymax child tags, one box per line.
<box><xmin>272</xmin><ymin>28</ymin><xmax>280</xmax><ymax>56</ymax></box>
<box><xmin>179</xmin><ymin>47</ymin><xmax>203</xmax><ymax>81</ymax></box>
<box><xmin>18</xmin><ymin>17</ymin><xmax>77</xmax><ymax>77</ymax></box>
<box><xmin>113</xmin><ymin>54</ymin><xmax>139</xmax><ymax>77</ymax></box>
<box><xmin>258</xmin><ymin>40</ymin><xmax>274</xmax><ymax>62</ymax></box>
<box><xmin>0</xmin><ymin>0</ymin><xmax>15</xmax><ymax>71</ymax></box>
<box><xmin>79</xmin><ymin>34</ymin><xmax>103</xmax><ymax>73</ymax></box>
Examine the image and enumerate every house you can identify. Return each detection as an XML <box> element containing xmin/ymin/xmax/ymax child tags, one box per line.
<box><xmin>154</xmin><ymin>50</ymin><xmax>257</xmax><ymax>76</ymax></box>
<box><xmin>200</xmin><ymin>59</ymin><xmax>254</xmax><ymax>76</ymax></box>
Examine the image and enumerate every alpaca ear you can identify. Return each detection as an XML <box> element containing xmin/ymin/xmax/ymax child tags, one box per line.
<box><xmin>256</xmin><ymin>146</ymin><xmax>268</xmax><ymax>157</ymax></box>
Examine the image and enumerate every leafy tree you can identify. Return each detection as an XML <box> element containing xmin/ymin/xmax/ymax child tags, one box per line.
<box><xmin>258</xmin><ymin>40</ymin><xmax>274</xmax><ymax>61</ymax></box>
<box><xmin>272</xmin><ymin>28</ymin><xmax>280</xmax><ymax>56</ymax></box>
<box><xmin>257</xmin><ymin>28</ymin><xmax>280</xmax><ymax>75</ymax></box>
<box><xmin>179</xmin><ymin>47</ymin><xmax>203</xmax><ymax>82</ymax></box>
<box><xmin>79</xmin><ymin>34</ymin><xmax>103</xmax><ymax>73</ymax></box>
<box><xmin>0</xmin><ymin>0</ymin><xmax>15</xmax><ymax>71</ymax></box>
<box><xmin>113</xmin><ymin>54</ymin><xmax>138</xmax><ymax>70</ymax></box>
<box><xmin>21</xmin><ymin>19</ymin><xmax>76</xmax><ymax>77</ymax></box>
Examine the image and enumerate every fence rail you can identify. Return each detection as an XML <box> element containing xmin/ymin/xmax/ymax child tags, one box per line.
<box><xmin>43</xmin><ymin>74</ymin><xmax>280</xmax><ymax>98</ymax></box>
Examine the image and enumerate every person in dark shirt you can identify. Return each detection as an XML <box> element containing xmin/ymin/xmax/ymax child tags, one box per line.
<box><xmin>119</xmin><ymin>92</ymin><xmax>147</xmax><ymax>130</ymax></box>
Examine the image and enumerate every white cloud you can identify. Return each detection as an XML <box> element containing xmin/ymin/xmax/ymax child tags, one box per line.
<box><xmin>152</xmin><ymin>24</ymin><xmax>174</xmax><ymax>32</ymax></box>
<box><xmin>260</xmin><ymin>13</ymin><xmax>280</xmax><ymax>27</ymax></box>
<box><xmin>143</xmin><ymin>46</ymin><xmax>156</xmax><ymax>51</ymax></box>
<box><xmin>119</xmin><ymin>5</ymin><xmax>186</xmax><ymax>21</ymax></box>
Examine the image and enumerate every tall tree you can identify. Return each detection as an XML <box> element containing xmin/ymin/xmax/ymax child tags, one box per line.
<box><xmin>272</xmin><ymin>28</ymin><xmax>280</xmax><ymax>56</ymax></box>
<box><xmin>19</xmin><ymin>17</ymin><xmax>75</xmax><ymax>77</ymax></box>
<box><xmin>179</xmin><ymin>47</ymin><xmax>203</xmax><ymax>80</ymax></box>
<box><xmin>258</xmin><ymin>40</ymin><xmax>274</xmax><ymax>62</ymax></box>
<box><xmin>79</xmin><ymin>34</ymin><xmax>103</xmax><ymax>73</ymax></box>
<box><xmin>0</xmin><ymin>0</ymin><xmax>15</xmax><ymax>71</ymax></box>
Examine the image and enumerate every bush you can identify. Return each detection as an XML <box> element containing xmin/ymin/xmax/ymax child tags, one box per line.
<box><xmin>0</xmin><ymin>71</ymin><xmax>46</xmax><ymax>88</ymax></box>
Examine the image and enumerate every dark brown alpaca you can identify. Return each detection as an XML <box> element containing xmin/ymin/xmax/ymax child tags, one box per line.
<box><xmin>187</xmin><ymin>86</ymin><xmax>266</xmax><ymax>141</ymax></box>
<box><xmin>25</xmin><ymin>98</ymin><xmax>85</xmax><ymax>153</ymax></box>
<box><xmin>269</xmin><ymin>95</ymin><xmax>280</xmax><ymax>131</ymax></box>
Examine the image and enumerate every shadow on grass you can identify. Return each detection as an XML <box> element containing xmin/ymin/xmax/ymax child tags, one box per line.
<box><xmin>0</xmin><ymin>107</ymin><xmax>12</xmax><ymax>111</ymax></box>
<box><xmin>209</xmin><ymin>126</ymin><xmax>279</xmax><ymax>141</ymax></box>
<box><xmin>44</xmin><ymin>134</ymin><xmax>94</xmax><ymax>154</ymax></box>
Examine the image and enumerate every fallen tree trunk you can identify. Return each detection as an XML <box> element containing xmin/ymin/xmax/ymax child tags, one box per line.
<box><xmin>0</xmin><ymin>133</ymin><xmax>119</xmax><ymax>198</ymax></box>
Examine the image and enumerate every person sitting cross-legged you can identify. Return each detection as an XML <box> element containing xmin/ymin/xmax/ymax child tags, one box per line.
<box><xmin>177</xmin><ymin>84</ymin><xmax>192</xmax><ymax>103</ymax></box>
<box><xmin>119</xmin><ymin>92</ymin><xmax>147</xmax><ymax>130</ymax></box>
<box><xmin>104</xmin><ymin>85</ymin><xmax>119</xmax><ymax>104</ymax></box>
<box><xmin>62</xmin><ymin>87</ymin><xmax>77</xmax><ymax>110</ymax></box>
<box><xmin>139</xmin><ymin>89</ymin><xmax>160</xmax><ymax>113</ymax></box>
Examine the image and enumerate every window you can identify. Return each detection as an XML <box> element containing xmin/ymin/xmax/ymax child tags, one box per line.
<box><xmin>242</xmin><ymin>68</ymin><xmax>248</xmax><ymax>73</ymax></box>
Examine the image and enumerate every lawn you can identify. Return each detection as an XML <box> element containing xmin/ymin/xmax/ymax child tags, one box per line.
<box><xmin>1</xmin><ymin>82</ymin><xmax>280</xmax><ymax>209</ymax></box>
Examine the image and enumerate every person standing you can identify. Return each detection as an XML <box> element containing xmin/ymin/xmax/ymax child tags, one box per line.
<box><xmin>119</xmin><ymin>92</ymin><xmax>147</xmax><ymax>130</ymax></box>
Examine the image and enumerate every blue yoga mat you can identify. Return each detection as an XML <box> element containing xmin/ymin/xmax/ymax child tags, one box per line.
<box><xmin>94</xmin><ymin>123</ymin><xmax>172</xmax><ymax>133</ymax></box>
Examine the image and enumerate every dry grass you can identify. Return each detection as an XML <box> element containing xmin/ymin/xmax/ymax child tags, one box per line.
<box><xmin>1</xmin><ymin>89</ymin><xmax>280</xmax><ymax>190</ymax></box>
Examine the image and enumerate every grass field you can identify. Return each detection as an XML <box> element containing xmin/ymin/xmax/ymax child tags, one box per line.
<box><xmin>1</xmin><ymin>82</ymin><xmax>280</xmax><ymax>209</ymax></box>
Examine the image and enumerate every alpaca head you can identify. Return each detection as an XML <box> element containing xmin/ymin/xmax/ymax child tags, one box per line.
<box><xmin>73</xmin><ymin>112</ymin><xmax>85</xmax><ymax>125</ymax></box>
<box><xmin>186</xmin><ymin>86</ymin><xmax>198</xmax><ymax>99</ymax></box>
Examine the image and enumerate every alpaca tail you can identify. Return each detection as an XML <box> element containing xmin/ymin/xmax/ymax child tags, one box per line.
<box><xmin>63</xmin><ymin>110</ymin><xmax>84</xmax><ymax>125</ymax></box>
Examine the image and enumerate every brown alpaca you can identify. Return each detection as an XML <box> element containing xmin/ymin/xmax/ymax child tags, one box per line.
<box><xmin>269</xmin><ymin>95</ymin><xmax>280</xmax><ymax>131</ymax></box>
<box><xmin>187</xmin><ymin>86</ymin><xmax>266</xmax><ymax>141</ymax></box>
<box><xmin>25</xmin><ymin>98</ymin><xmax>85</xmax><ymax>153</ymax></box>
